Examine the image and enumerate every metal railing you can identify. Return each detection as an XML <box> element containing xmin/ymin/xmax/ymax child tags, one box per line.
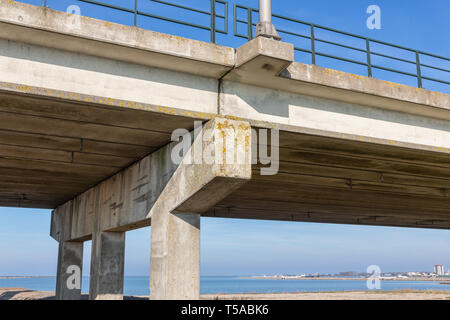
<box><xmin>33</xmin><ymin>1</ymin><xmax>450</xmax><ymax>91</ymax></box>
<box><xmin>43</xmin><ymin>0</ymin><xmax>228</xmax><ymax>43</ymax></box>
<box><xmin>234</xmin><ymin>4</ymin><xmax>450</xmax><ymax>90</ymax></box>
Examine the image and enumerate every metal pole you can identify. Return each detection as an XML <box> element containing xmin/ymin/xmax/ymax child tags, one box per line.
<box><xmin>259</xmin><ymin>0</ymin><xmax>272</xmax><ymax>24</ymax></box>
<box><xmin>310</xmin><ymin>25</ymin><xmax>316</xmax><ymax>64</ymax></box>
<box><xmin>255</xmin><ymin>0</ymin><xmax>281</xmax><ymax>40</ymax></box>
<box><xmin>210</xmin><ymin>0</ymin><xmax>216</xmax><ymax>43</ymax></box>
<box><xmin>134</xmin><ymin>0</ymin><xmax>138</xmax><ymax>26</ymax></box>
<box><xmin>366</xmin><ymin>39</ymin><xmax>372</xmax><ymax>77</ymax></box>
<box><xmin>416</xmin><ymin>51</ymin><xmax>423</xmax><ymax>88</ymax></box>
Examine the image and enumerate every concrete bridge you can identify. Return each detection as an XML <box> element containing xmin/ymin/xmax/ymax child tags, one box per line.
<box><xmin>0</xmin><ymin>1</ymin><xmax>449</xmax><ymax>299</ymax></box>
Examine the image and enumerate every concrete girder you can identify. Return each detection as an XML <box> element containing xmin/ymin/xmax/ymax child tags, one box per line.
<box><xmin>50</xmin><ymin>117</ymin><xmax>252</xmax><ymax>241</ymax></box>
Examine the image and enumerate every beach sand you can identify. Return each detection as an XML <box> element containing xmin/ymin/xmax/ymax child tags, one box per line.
<box><xmin>1</xmin><ymin>287</ymin><xmax>450</xmax><ymax>300</ymax></box>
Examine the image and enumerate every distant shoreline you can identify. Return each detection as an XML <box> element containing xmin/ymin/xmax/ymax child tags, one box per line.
<box><xmin>2</xmin><ymin>275</ymin><xmax>448</xmax><ymax>282</ymax></box>
<box><xmin>241</xmin><ymin>276</ymin><xmax>450</xmax><ymax>282</ymax></box>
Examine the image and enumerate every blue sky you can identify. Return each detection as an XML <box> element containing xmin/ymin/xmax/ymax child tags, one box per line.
<box><xmin>1</xmin><ymin>0</ymin><xmax>449</xmax><ymax>277</ymax></box>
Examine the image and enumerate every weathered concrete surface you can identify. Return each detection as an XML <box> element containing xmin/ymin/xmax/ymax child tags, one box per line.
<box><xmin>283</xmin><ymin>63</ymin><xmax>450</xmax><ymax>114</ymax></box>
<box><xmin>52</xmin><ymin>197</ymin><xmax>84</xmax><ymax>300</ymax></box>
<box><xmin>149</xmin><ymin>118</ymin><xmax>252</xmax><ymax>300</ymax></box>
<box><xmin>50</xmin><ymin>117</ymin><xmax>252</xmax><ymax>242</ymax></box>
<box><xmin>0</xmin><ymin>81</ymin><xmax>215</xmax><ymax>208</ymax></box>
<box><xmin>220</xmin><ymin>80</ymin><xmax>450</xmax><ymax>149</ymax></box>
<box><xmin>0</xmin><ymin>0</ymin><xmax>234</xmax><ymax>78</ymax></box>
<box><xmin>0</xmin><ymin>39</ymin><xmax>220</xmax><ymax>115</ymax></box>
<box><xmin>221</xmin><ymin>37</ymin><xmax>450</xmax><ymax>151</ymax></box>
<box><xmin>234</xmin><ymin>37</ymin><xmax>293</xmax><ymax>75</ymax></box>
<box><xmin>89</xmin><ymin>231</ymin><xmax>125</xmax><ymax>300</ymax></box>
<box><xmin>55</xmin><ymin>241</ymin><xmax>83</xmax><ymax>300</ymax></box>
<box><xmin>50</xmin><ymin>117</ymin><xmax>251</xmax><ymax>299</ymax></box>
<box><xmin>150</xmin><ymin>213</ymin><xmax>200</xmax><ymax>300</ymax></box>
<box><xmin>0</xmin><ymin>0</ymin><xmax>449</xmax><ymax>232</ymax></box>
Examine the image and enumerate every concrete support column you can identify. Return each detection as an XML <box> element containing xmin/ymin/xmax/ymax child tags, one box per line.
<box><xmin>150</xmin><ymin>212</ymin><xmax>201</xmax><ymax>300</ymax></box>
<box><xmin>55</xmin><ymin>241</ymin><xmax>83</xmax><ymax>300</ymax></box>
<box><xmin>89</xmin><ymin>231</ymin><xmax>126</xmax><ymax>300</ymax></box>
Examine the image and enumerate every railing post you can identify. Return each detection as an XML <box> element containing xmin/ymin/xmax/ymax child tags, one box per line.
<box><xmin>416</xmin><ymin>51</ymin><xmax>423</xmax><ymax>88</ymax></box>
<box><xmin>366</xmin><ymin>39</ymin><xmax>373</xmax><ymax>77</ymax></box>
<box><xmin>255</xmin><ymin>0</ymin><xmax>281</xmax><ymax>40</ymax></box>
<box><xmin>223</xmin><ymin>1</ymin><xmax>229</xmax><ymax>34</ymax></box>
<box><xmin>247</xmin><ymin>8</ymin><xmax>253</xmax><ymax>40</ymax></box>
<box><xmin>134</xmin><ymin>0</ymin><xmax>138</xmax><ymax>26</ymax></box>
<box><xmin>210</xmin><ymin>0</ymin><xmax>216</xmax><ymax>43</ymax></box>
<box><xmin>311</xmin><ymin>24</ymin><xmax>316</xmax><ymax>65</ymax></box>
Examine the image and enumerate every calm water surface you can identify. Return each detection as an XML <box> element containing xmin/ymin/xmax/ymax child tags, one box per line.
<box><xmin>1</xmin><ymin>276</ymin><xmax>450</xmax><ymax>296</ymax></box>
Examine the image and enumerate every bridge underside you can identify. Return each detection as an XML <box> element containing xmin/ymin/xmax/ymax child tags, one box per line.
<box><xmin>0</xmin><ymin>86</ymin><xmax>198</xmax><ymax>208</ymax></box>
<box><xmin>207</xmin><ymin>131</ymin><xmax>450</xmax><ymax>229</ymax></box>
<box><xmin>1</xmin><ymin>87</ymin><xmax>450</xmax><ymax>229</ymax></box>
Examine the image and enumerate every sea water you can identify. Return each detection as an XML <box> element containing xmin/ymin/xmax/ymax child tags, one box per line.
<box><xmin>1</xmin><ymin>276</ymin><xmax>449</xmax><ymax>296</ymax></box>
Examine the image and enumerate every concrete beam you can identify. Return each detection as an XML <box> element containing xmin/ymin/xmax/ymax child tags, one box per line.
<box><xmin>1</xmin><ymin>0</ymin><xmax>448</xmax><ymax>124</ymax></box>
<box><xmin>55</xmin><ymin>241</ymin><xmax>83</xmax><ymax>300</ymax></box>
<box><xmin>89</xmin><ymin>231</ymin><xmax>126</xmax><ymax>300</ymax></box>
<box><xmin>222</xmin><ymin>37</ymin><xmax>449</xmax><ymax>124</ymax></box>
<box><xmin>49</xmin><ymin>143</ymin><xmax>177</xmax><ymax>241</ymax></box>
<box><xmin>2</xmin><ymin>1</ymin><xmax>448</xmax><ymax>161</ymax></box>
<box><xmin>0</xmin><ymin>39</ymin><xmax>220</xmax><ymax>115</ymax></box>
<box><xmin>0</xmin><ymin>0</ymin><xmax>234</xmax><ymax>78</ymax></box>
<box><xmin>50</xmin><ymin>117</ymin><xmax>252</xmax><ymax>241</ymax></box>
<box><xmin>282</xmin><ymin>63</ymin><xmax>450</xmax><ymax>113</ymax></box>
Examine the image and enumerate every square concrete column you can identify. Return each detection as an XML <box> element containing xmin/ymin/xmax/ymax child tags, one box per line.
<box><xmin>89</xmin><ymin>231</ymin><xmax>126</xmax><ymax>300</ymax></box>
<box><xmin>55</xmin><ymin>241</ymin><xmax>84</xmax><ymax>300</ymax></box>
<box><xmin>150</xmin><ymin>212</ymin><xmax>200</xmax><ymax>300</ymax></box>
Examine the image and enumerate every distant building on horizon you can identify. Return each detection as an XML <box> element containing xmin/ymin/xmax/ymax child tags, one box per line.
<box><xmin>434</xmin><ymin>264</ymin><xmax>445</xmax><ymax>276</ymax></box>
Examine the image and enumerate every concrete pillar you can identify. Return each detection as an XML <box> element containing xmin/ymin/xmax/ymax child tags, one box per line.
<box><xmin>55</xmin><ymin>241</ymin><xmax>83</xmax><ymax>300</ymax></box>
<box><xmin>150</xmin><ymin>212</ymin><xmax>201</xmax><ymax>300</ymax></box>
<box><xmin>89</xmin><ymin>231</ymin><xmax>126</xmax><ymax>300</ymax></box>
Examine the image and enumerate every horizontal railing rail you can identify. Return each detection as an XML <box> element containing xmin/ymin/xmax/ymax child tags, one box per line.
<box><xmin>234</xmin><ymin>4</ymin><xmax>449</xmax><ymax>90</ymax></box>
<box><xmin>44</xmin><ymin>0</ymin><xmax>228</xmax><ymax>43</ymax></box>
<box><xmin>29</xmin><ymin>1</ymin><xmax>450</xmax><ymax>92</ymax></box>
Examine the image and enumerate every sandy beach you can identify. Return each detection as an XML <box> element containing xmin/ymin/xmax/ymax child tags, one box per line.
<box><xmin>204</xmin><ymin>290</ymin><xmax>450</xmax><ymax>300</ymax></box>
<box><xmin>1</xmin><ymin>288</ymin><xmax>450</xmax><ymax>300</ymax></box>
